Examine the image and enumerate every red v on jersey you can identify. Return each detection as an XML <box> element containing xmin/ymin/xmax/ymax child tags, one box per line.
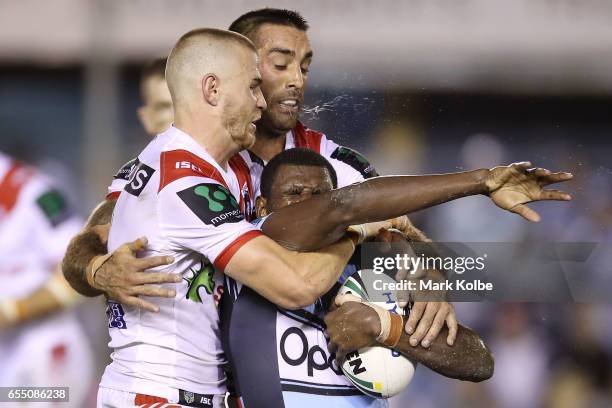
<box><xmin>159</xmin><ymin>149</ymin><xmax>227</xmax><ymax>192</ymax></box>
<box><xmin>293</xmin><ymin>121</ymin><xmax>323</xmax><ymax>153</ymax></box>
<box><xmin>159</xmin><ymin>148</ymin><xmax>256</xmax><ymax>222</ymax></box>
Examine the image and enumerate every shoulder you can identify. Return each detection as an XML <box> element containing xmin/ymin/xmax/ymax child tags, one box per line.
<box><xmin>159</xmin><ymin>148</ymin><xmax>227</xmax><ymax>194</ymax></box>
<box><xmin>112</xmin><ymin>157</ymin><xmax>138</xmax><ymax>181</ymax></box>
<box><xmin>292</xmin><ymin>121</ymin><xmax>326</xmax><ymax>153</ymax></box>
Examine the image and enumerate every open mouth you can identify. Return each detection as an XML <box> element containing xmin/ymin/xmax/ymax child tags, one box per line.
<box><xmin>249</xmin><ymin>117</ymin><xmax>259</xmax><ymax>131</ymax></box>
<box><xmin>278</xmin><ymin>99</ymin><xmax>300</xmax><ymax>113</ymax></box>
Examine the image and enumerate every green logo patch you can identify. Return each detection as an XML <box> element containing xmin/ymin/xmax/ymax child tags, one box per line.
<box><xmin>184</xmin><ymin>261</ymin><xmax>215</xmax><ymax>303</ymax></box>
<box><xmin>177</xmin><ymin>183</ymin><xmax>243</xmax><ymax>226</ymax></box>
<box><xmin>36</xmin><ymin>190</ymin><xmax>71</xmax><ymax>227</ymax></box>
<box><xmin>331</xmin><ymin>146</ymin><xmax>379</xmax><ymax>179</ymax></box>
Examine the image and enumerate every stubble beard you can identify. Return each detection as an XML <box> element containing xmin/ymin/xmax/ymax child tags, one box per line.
<box><xmin>257</xmin><ymin>109</ymin><xmax>299</xmax><ymax>140</ymax></box>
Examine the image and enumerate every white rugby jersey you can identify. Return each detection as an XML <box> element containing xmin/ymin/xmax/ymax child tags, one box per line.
<box><xmin>108</xmin><ymin>122</ymin><xmax>378</xmax><ymax>208</ymax></box>
<box><xmin>0</xmin><ymin>151</ymin><xmax>87</xmax><ymax>379</ymax></box>
<box><xmin>0</xmin><ymin>151</ymin><xmax>81</xmax><ymax>300</ymax></box>
<box><xmin>238</xmin><ymin>122</ymin><xmax>378</xmax><ymax>203</ymax></box>
<box><xmin>100</xmin><ymin>126</ymin><xmax>261</xmax><ymax>401</ymax></box>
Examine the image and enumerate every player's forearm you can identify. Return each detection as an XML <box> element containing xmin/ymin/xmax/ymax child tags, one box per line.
<box><xmin>285</xmin><ymin>236</ymin><xmax>356</xmax><ymax>309</ymax></box>
<box><xmin>335</xmin><ymin>171</ymin><xmax>489</xmax><ymax>225</ymax></box>
<box><xmin>1</xmin><ymin>270</ymin><xmax>80</xmax><ymax>326</ymax></box>
<box><xmin>61</xmin><ymin>199</ymin><xmax>116</xmax><ymax>297</ymax></box>
<box><xmin>394</xmin><ymin>324</ymin><xmax>494</xmax><ymax>382</ymax></box>
<box><xmin>262</xmin><ymin>171</ymin><xmax>488</xmax><ymax>251</ymax></box>
<box><xmin>262</xmin><ymin>207</ymin><xmax>347</xmax><ymax>251</ymax></box>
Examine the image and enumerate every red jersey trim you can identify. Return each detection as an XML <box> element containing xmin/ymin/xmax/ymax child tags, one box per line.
<box><xmin>0</xmin><ymin>162</ymin><xmax>33</xmax><ymax>215</ymax></box>
<box><xmin>105</xmin><ymin>191</ymin><xmax>120</xmax><ymax>200</ymax></box>
<box><xmin>134</xmin><ymin>393</ymin><xmax>168</xmax><ymax>405</ymax></box>
<box><xmin>214</xmin><ymin>230</ymin><xmax>263</xmax><ymax>272</ymax></box>
<box><xmin>293</xmin><ymin>121</ymin><xmax>323</xmax><ymax>154</ymax></box>
<box><xmin>159</xmin><ymin>149</ymin><xmax>227</xmax><ymax>192</ymax></box>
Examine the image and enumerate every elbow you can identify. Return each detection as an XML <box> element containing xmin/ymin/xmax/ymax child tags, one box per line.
<box><xmin>468</xmin><ymin>348</ymin><xmax>495</xmax><ymax>383</ymax></box>
<box><xmin>275</xmin><ymin>276</ymin><xmax>321</xmax><ymax>310</ymax></box>
<box><xmin>477</xmin><ymin>350</ymin><xmax>495</xmax><ymax>382</ymax></box>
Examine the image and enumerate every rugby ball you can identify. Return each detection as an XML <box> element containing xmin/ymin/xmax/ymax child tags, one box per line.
<box><xmin>338</xmin><ymin>269</ymin><xmax>417</xmax><ymax>398</ymax></box>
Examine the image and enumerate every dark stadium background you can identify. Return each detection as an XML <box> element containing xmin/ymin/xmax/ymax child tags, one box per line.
<box><xmin>1</xmin><ymin>1</ymin><xmax>611</xmax><ymax>407</ymax></box>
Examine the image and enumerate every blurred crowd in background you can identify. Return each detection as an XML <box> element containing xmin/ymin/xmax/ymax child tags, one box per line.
<box><xmin>1</xmin><ymin>1</ymin><xmax>612</xmax><ymax>407</ymax></box>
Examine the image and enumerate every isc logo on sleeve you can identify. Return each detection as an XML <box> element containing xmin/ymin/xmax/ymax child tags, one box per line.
<box><xmin>177</xmin><ymin>183</ymin><xmax>244</xmax><ymax>226</ymax></box>
<box><xmin>175</xmin><ymin>160</ymin><xmax>204</xmax><ymax>173</ymax></box>
<box><xmin>125</xmin><ymin>163</ymin><xmax>155</xmax><ymax>197</ymax></box>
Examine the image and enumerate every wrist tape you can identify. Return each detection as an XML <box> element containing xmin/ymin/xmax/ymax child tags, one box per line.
<box><xmin>86</xmin><ymin>252</ymin><xmax>114</xmax><ymax>288</ymax></box>
<box><xmin>336</xmin><ymin>293</ymin><xmax>404</xmax><ymax>348</ymax></box>
<box><xmin>347</xmin><ymin>224</ymin><xmax>368</xmax><ymax>244</ymax></box>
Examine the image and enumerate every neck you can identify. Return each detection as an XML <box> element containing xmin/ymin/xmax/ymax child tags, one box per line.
<box><xmin>250</xmin><ymin>127</ymin><xmax>287</xmax><ymax>162</ymax></box>
<box><xmin>175</xmin><ymin>113</ymin><xmax>236</xmax><ymax>170</ymax></box>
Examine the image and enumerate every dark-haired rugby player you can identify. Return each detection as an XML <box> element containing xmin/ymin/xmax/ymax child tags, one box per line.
<box><xmin>222</xmin><ymin>148</ymin><xmax>494</xmax><ymax>408</ymax></box>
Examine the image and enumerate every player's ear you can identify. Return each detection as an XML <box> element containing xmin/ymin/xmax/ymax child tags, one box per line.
<box><xmin>255</xmin><ymin>196</ymin><xmax>268</xmax><ymax>218</ymax></box>
<box><xmin>202</xmin><ymin>74</ymin><xmax>220</xmax><ymax>106</ymax></box>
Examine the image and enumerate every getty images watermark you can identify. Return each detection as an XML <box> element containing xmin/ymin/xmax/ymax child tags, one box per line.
<box><xmin>358</xmin><ymin>241</ymin><xmax>610</xmax><ymax>303</ymax></box>
<box><xmin>372</xmin><ymin>252</ymin><xmax>492</xmax><ymax>292</ymax></box>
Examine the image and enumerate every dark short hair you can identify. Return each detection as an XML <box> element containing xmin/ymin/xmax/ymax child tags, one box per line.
<box><xmin>260</xmin><ymin>148</ymin><xmax>338</xmax><ymax>198</ymax></box>
<box><xmin>139</xmin><ymin>57</ymin><xmax>167</xmax><ymax>98</ymax></box>
<box><xmin>229</xmin><ymin>8</ymin><xmax>309</xmax><ymax>40</ymax></box>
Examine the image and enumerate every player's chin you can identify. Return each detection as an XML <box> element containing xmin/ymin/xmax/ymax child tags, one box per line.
<box><xmin>270</xmin><ymin>107</ymin><xmax>299</xmax><ymax>130</ymax></box>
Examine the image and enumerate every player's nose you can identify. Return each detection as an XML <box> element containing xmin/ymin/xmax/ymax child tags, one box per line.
<box><xmin>287</xmin><ymin>65</ymin><xmax>305</xmax><ymax>90</ymax></box>
<box><xmin>256</xmin><ymin>88</ymin><xmax>267</xmax><ymax>110</ymax></box>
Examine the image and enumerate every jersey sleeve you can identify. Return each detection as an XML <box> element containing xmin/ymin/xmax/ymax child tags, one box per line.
<box><xmin>106</xmin><ymin>158</ymin><xmax>138</xmax><ymax>200</ymax></box>
<box><xmin>319</xmin><ymin>135</ymin><xmax>379</xmax><ymax>187</ymax></box>
<box><xmin>29</xmin><ymin>177</ymin><xmax>83</xmax><ymax>267</ymax></box>
<box><xmin>159</xmin><ymin>176</ymin><xmax>262</xmax><ymax>271</ymax></box>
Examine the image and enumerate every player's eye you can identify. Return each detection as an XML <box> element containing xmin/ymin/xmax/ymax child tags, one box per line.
<box><xmin>301</xmin><ymin>66</ymin><xmax>309</xmax><ymax>75</ymax></box>
<box><xmin>275</xmin><ymin>65</ymin><xmax>287</xmax><ymax>70</ymax></box>
<box><xmin>286</xmin><ymin>187</ymin><xmax>303</xmax><ymax>195</ymax></box>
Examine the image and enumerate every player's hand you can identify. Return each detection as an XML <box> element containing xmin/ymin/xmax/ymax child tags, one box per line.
<box><xmin>324</xmin><ymin>299</ymin><xmax>380</xmax><ymax>363</ymax></box>
<box><xmin>391</xmin><ymin>216</ymin><xmax>431</xmax><ymax>242</ymax></box>
<box><xmin>485</xmin><ymin>162</ymin><xmax>573</xmax><ymax>222</ymax></box>
<box><xmin>354</xmin><ymin>216</ymin><xmax>429</xmax><ymax>243</ymax></box>
<box><xmin>405</xmin><ymin>300</ymin><xmax>457</xmax><ymax>348</ymax></box>
<box><xmin>92</xmin><ymin>237</ymin><xmax>179</xmax><ymax>313</ymax></box>
<box><xmin>403</xmin><ymin>267</ymin><xmax>456</xmax><ymax>347</ymax></box>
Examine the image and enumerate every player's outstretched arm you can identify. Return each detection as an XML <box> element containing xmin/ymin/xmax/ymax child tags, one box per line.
<box><xmin>262</xmin><ymin>163</ymin><xmax>572</xmax><ymax>251</ymax></box>
<box><xmin>61</xmin><ymin>199</ymin><xmax>176</xmax><ymax>310</ymax></box>
<box><xmin>0</xmin><ymin>268</ymin><xmax>81</xmax><ymax>330</ymax></box>
<box><xmin>224</xmin><ymin>234</ymin><xmax>357</xmax><ymax>310</ymax></box>
<box><xmin>325</xmin><ymin>295</ymin><xmax>494</xmax><ymax>382</ymax></box>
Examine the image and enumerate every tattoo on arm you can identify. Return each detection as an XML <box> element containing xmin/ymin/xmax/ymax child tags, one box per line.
<box><xmin>61</xmin><ymin>199</ymin><xmax>116</xmax><ymax>296</ymax></box>
<box><xmin>86</xmin><ymin>198</ymin><xmax>116</xmax><ymax>228</ymax></box>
